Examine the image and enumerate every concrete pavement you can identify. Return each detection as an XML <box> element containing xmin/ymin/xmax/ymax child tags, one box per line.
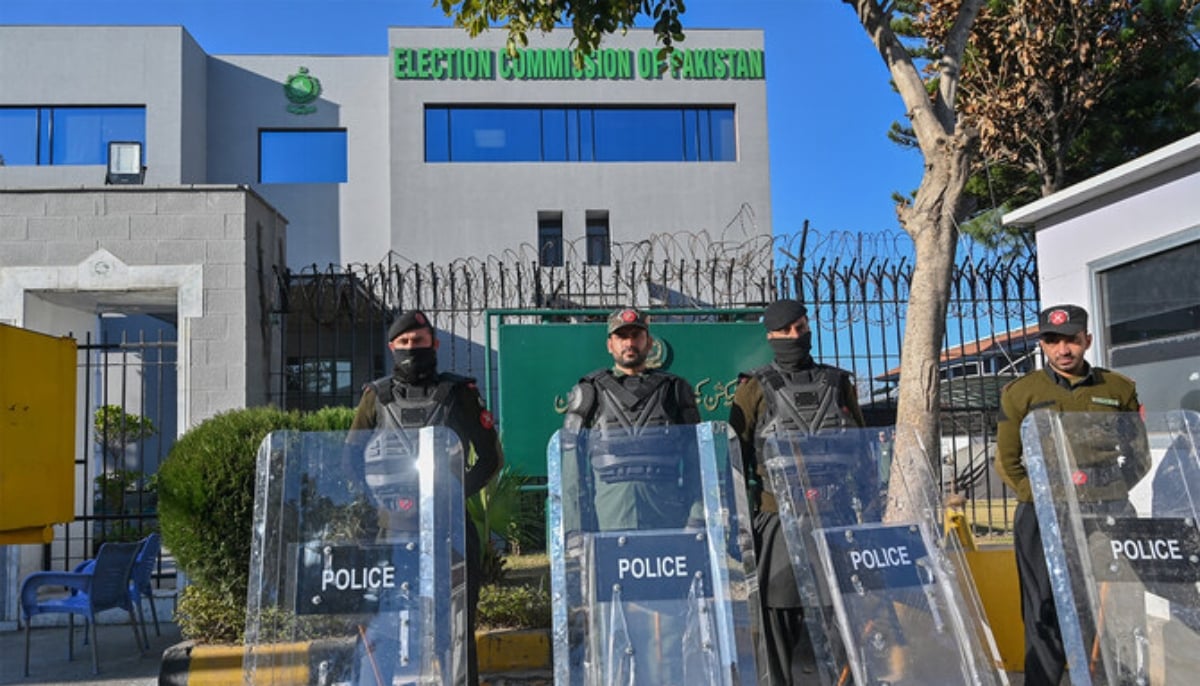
<box><xmin>0</xmin><ymin>615</ymin><xmax>182</xmax><ymax>686</ymax></box>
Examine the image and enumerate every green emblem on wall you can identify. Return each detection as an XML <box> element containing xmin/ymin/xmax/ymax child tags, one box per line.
<box><xmin>283</xmin><ymin>66</ymin><xmax>321</xmax><ymax>115</ymax></box>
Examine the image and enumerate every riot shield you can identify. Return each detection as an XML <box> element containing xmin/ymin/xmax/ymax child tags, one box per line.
<box><xmin>1022</xmin><ymin>409</ymin><xmax>1200</xmax><ymax>686</ymax></box>
<box><xmin>244</xmin><ymin>427</ymin><xmax>467</xmax><ymax>685</ymax></box>
<box><xmin>548</xmin><ymin>421</ymin><xmax>761</xmax><ymax>685</ymax></box>
<box><xmin>764</xmin><ymin>428</ymin><xmax>1007</xmax><ymax>685</ymax></box>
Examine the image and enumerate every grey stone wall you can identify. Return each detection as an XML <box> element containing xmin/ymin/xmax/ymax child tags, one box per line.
<box><xmin>0</xmin><ymin>186</ymin><xmax>287</xmax><ymax>425</ymax></box>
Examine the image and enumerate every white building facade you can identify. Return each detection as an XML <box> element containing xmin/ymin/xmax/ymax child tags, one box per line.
<box><xmin>1004</xmin><ymin>131</ymin><xmax>1200</xmax><ymax>414</ymax></box>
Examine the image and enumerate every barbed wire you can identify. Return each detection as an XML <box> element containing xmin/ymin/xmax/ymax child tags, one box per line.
<box><xmin>278</xmin><ymin>226</ymin><xmax>1038</xmax><ymax>332</ymax></box>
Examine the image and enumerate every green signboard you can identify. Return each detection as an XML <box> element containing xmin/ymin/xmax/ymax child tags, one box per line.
<box><xmin>496</xmin><ymin>320</ymin><xmax>771</xmax><ymax>478</ymax></box>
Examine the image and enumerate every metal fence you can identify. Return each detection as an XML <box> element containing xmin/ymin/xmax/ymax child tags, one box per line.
<box><xmin>44</xmin><ymin>329</ymin><xmax>177</xmax><ymax>586</ymax></box>
<box><xmin>272</xmin><ymin>229</ymin><xmax>1041</xmax><ymax>538</ymax></box>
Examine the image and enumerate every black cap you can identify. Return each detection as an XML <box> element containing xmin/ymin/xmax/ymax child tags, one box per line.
<box><xmin>1039</xmin><ymin>304</ymin><xmax>1088</xmax><ymax>337</ymax></box>
<box><xmin>762</xmin><ymin>299</ymin><xmax>808</xmax><ymax>331</ymax></box>
<box><xmin>387</xmin><ymin>310</ymin><xmax>434</xmax><ymax>341</ymax></box>
<box><xmin>607</xmin><ymin>308</ymin><xmax>649</xmax><ymax>335</ymax></box>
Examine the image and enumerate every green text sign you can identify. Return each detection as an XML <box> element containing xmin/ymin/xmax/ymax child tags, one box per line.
<box><xmin>393</xmin><ymin>47</ymin><xmax>765</xmax><ymax>81</ymax></box>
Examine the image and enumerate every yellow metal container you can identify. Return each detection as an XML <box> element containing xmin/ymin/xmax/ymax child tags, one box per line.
<box><xmin>0</xmin><ymin>323</ymin><xmax>76</xmax><ymax>544</ymax></box>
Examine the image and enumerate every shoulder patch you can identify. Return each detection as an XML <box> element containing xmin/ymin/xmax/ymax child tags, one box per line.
<box><xmin>479</xmin><ymin>409</ymin><xmax>495</xmax><ymax>430</ymax></box>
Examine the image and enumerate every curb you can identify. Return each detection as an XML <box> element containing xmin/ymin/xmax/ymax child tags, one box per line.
<box><xmin>161</xmin><ymin>629</ymin><xmax>552</xmax><ymax>684</ymax></box>
<box><xmin>477</xmin><ymin>628</ymin><xmax>552</xmax><ymax>673</ymax></box>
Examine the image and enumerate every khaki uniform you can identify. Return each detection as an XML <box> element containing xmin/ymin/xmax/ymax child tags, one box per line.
<box><xmin>995</xmin><ymin>364</ymin><xmax>1148</xmax><ymax>686</ymax></box>
<box><xmin>995</xmin><ymin>366</ymin><xmax>1147</xmax><ymax>502</ymax></box>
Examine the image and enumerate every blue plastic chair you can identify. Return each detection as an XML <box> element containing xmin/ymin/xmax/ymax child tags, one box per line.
<box><xmin>129</xmin><ymin>533</ymin><xmax>162</xmax><ymax>649</ymax></box>
<box><xmin>69</xmin><ymin>533</ymin><xmax>163</xmax><ymax>650</ymax></box>
<box><xmin>20</xmin><ymin>540</ymin><xmax>143</xmax><ymax>676</ymax></box>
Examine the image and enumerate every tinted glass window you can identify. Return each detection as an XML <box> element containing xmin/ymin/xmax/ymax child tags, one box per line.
<box><xmin>425</xmin><ymin>108</ymin><xmax>449</xmax><ymax>162</ymax></box>
<box><xmin>0</xmin><ymin>106</ymin><xmax>145</xmax><ymax>166</ymax></box>
<box><xmin>0</xmin><ymin>108</ymin><xmax>38</xmax><ymax>165</ymax></box>
<box><xmin>1102</xmin><ymin>240</ymin><xmax>1200</xmax><ymax>346</ymax></box>
<box><xmin>52</xmin><ymin>108</ymin><xmax>145</xmax><ymax>165</ymax></box>
<box><xmin>424</xmin><ymin>106</ymin><xmax>734</xmax><ymax>163</ymax></box>
<box><xmin>541</xmin><ymin>109</ymin><xmax>567</xmax><ymax>162</ymax></box>
<box><xmin>260</xmin><ymin>129</ymin><xmax>348</xmax><ymax>183</ymax></box>
<box><xmin>538</xmin><ymin>214</ymin><xmax>564</xmax><ymax>267</ymax></box>
<box><xmin>711</xmin><ymin>109</ymin><xmax>736</xmax><ymax>161</ymax></box>
<box><xmin>593</xmin><ymin>109</ymin><xmax>683</xmax><ymax>162</ymax></box>
<box><xmin>586</xmin><ymin>212</ymin><xmax>610</xmax><ymax>266</ymax></box>
<box><xmin>449</xmin><ymin>109</ymin><xmax>542</xmax><ymax>162</ymax></box>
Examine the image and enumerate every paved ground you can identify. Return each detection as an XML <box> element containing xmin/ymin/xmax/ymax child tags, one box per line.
<box><xmin>0</xmin><ymin>617</ymin><xmax>182</xmax><ymax>686</ymax></box>
<box><xmin>0</xmin><ymin>620</ymin><xmax>1024</xmax><ymax>685</ymax></box>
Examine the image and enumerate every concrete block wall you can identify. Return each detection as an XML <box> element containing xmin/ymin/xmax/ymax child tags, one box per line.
<box><xmin>0</xmin><ymin>185</ymin><xmax>286</xmax><ymax>625</ymax></box>
<box><xmin>0</xmin><ymin>185</ymin><xmax>287</xmax><ymax>427</ymax></box>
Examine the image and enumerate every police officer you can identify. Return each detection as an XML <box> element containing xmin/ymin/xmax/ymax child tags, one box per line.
<box><xmin>349</xmin><ymin>309</ymin><xmax>504</xmax><ymax>685</ymax></box>
<box><xmin>729</xmin><ymin>299</ymin><xmax>867</xmax><ymax>685</ymax></box>
<box><xmin>995</xmin><ymin>304</ymin><xmax>1149</xmax><ymax>686</ymax></box>
<box><xmin>562</xmin><ymin>307</ymin><xmax>702</xmax><ymax>531</ymax></box>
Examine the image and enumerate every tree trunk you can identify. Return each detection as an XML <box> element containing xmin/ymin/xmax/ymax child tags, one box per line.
<box><xmin>845</xmin><ymin>0</ymin><xmax>985</xmax><ymax>520</ymax></box>
<box><xmin>887</xmin><ymin>134</ymin><xmax>973</xmax><ymax>519</ymax></box>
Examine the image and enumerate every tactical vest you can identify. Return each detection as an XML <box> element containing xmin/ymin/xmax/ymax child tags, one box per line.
<box><xmin>362</xmin><ymin>374</ymin><xmax>464</xmax><ymax>511</ymax></box>
<box><xmin>751</xmin><ymin>364</ymin><xmax>859</xmax><ymax>501</ymax></box>
<box><xmin>370</xmin><ymin>373</ymin><xmax>465</xmax><ymax>429</ymax></box>
<box><xmin>581</xmin><ymin>370</ymin><xmax>685</xmax><ymax>483</ymax></box>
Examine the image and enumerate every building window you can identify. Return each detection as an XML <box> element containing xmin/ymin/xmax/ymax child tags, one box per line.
<box><xmin>259</xmin><ymin>129</ymin><xmax>347</xmax><ymax>183</ymax></box>
<box><xmin>0</xmin><ymin>106</ymin><xmax>146</xmax><ymax>166</ymax></box>
<box><xmin>425</xmin><ymin>106</ymin><xmax>736</xmax><ymax>163</ymax></box>
<box><xmin>285</xmin><ymin>358</ymin><xmax>353</xmax><ymax>404</ymax></box>
<box><xmin>1100</xmin><ymin>238</ymin><xmax>1200</xmax><ymax>413</ymax></box>
<box><xmin>538</xmin><ymin>212</ymin><xmax>564</xmax><ymax>267</ymax></box>
<box><xmin>585</xmin><ymin>211</ymin><xmax>610</xmax><ymax>266</ymax></box>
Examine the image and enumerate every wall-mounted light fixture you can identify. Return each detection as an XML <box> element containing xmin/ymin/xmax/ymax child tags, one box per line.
<box><xmin>106</xmin><ymin>141</ymin><xmax>145</xmax><ymax>184</ymax></box>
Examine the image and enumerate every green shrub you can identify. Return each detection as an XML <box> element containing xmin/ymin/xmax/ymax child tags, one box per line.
<box><xmin>176</xmin><ymin>584</ymin><xmax>250</xmax><ymax>645</ymax></box>
<box><xmin>158</xmin><ymin>405</ymin><xmax>353</xmax><ymax>642</ymax></box>
<box><xmin>476</xmin><ymin>583</ymin><xmax>552</xmax><ymax>631</ymax></box>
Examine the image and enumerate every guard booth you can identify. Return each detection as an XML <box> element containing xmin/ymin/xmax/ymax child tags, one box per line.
<box><xmin>244</xmin><ymin>427</ymin><xmax>468</xmax><ymax>685</ymax></box>
<box><xmin>1023</xmin><ymin>409</ymin><xmax>1200</xmax><ymax>686</ymax></box>
<box><xmin>763</xmin><ymin>427</ymin><xmax>1008</xmax><ymax>685</ymax></box>
<box><xmin>547</xmin><ymin>421</ymin><xmax>761</xmax><ymax>685</ymax></box>
<box><xmin>0</xmin><ymin>323</ymin><xmax>76</xmax><ymax>545</ymax></box>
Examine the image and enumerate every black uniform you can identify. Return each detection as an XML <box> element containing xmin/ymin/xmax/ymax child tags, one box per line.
<box><xmin>730</xmin><ymin>361</ymin><xmax>866</xmax><ymax>686</ymax></box>
<box><xmin>995</xmin><ymin>364</ymin><xmax>1146</xmax><ymax>686</ymax></box>
<box><xmin>349</xmin><ymin>372</ymin><xmax>503</xmax><ymax>685</ymax></box>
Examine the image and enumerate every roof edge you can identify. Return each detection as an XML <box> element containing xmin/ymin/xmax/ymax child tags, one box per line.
<box><xmin>1002</xmin><ymin>131</ymin><xmax>1200</xmax><ymax>228</ymax></box>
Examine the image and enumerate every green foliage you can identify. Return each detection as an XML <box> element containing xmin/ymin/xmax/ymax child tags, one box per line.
<box><xmin>158</xmin><ymin>405</ymin><xmax>354</xmax><ymax>642</ymax></box>
<box><xmin>93</xmin><ymin>404</ymin><xmax>157</xmax><ymax>459</ymax></box>
<box><xmin>468</xmin><ymin>467</ymin><xmax>547</xmax><ymax>584</ymax></box>
<box><xmin>476</xmin><ymin>583</ymin><xmax>552</xmax><ymax>631</ymax></box>
<box><xmin>176</xmin><ymin>584</ymin><xmax>249</xmax><ymax>645</ymax></box>
<box><xmin>439</xmin><ymin>0</ymin><xmax>687</xmax><ymax>64</ymax></box>
<box><xmin>302</xmin><ymin>405</ymin><xmax>357</xmax><ymax>432</ymax></box>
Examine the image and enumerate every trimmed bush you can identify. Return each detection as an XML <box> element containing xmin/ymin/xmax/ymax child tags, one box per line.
<box><xmin>158</xmin><ymin>405</ymin><xmax>353</xmax><ymax>642</ymax></box>
<box><xmin>476</xmin><ymin>583</ymin><xmax>552</xmax><ymax>631</ymax></box>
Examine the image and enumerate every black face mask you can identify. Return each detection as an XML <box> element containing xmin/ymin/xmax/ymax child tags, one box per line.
<box><xmin>769</xmin><ymin>332</ymin><xmax>813</xmax><ymax>370</ymax></box>
<box><xmin>392</xmin><ymin>347</ymin><xmax>438</xmax><ymax>384</ymax></box>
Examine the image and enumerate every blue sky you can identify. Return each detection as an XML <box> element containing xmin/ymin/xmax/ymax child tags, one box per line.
<box><xmin>2</xmin><ymin>0</ymin><xmax>923</xmax><ymax>243</ymax></box>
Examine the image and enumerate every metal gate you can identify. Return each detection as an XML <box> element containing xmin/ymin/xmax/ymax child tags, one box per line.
<box><xmin>43</xmin><ymin>321</ymin><xmax>178</xmax><ymax>592</ymax></box>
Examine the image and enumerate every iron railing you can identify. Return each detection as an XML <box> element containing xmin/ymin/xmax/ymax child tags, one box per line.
<box><xmin>273</xmin><ymin>229</ymin><xmax>1040</xmax><ymax>538</ymax></box>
